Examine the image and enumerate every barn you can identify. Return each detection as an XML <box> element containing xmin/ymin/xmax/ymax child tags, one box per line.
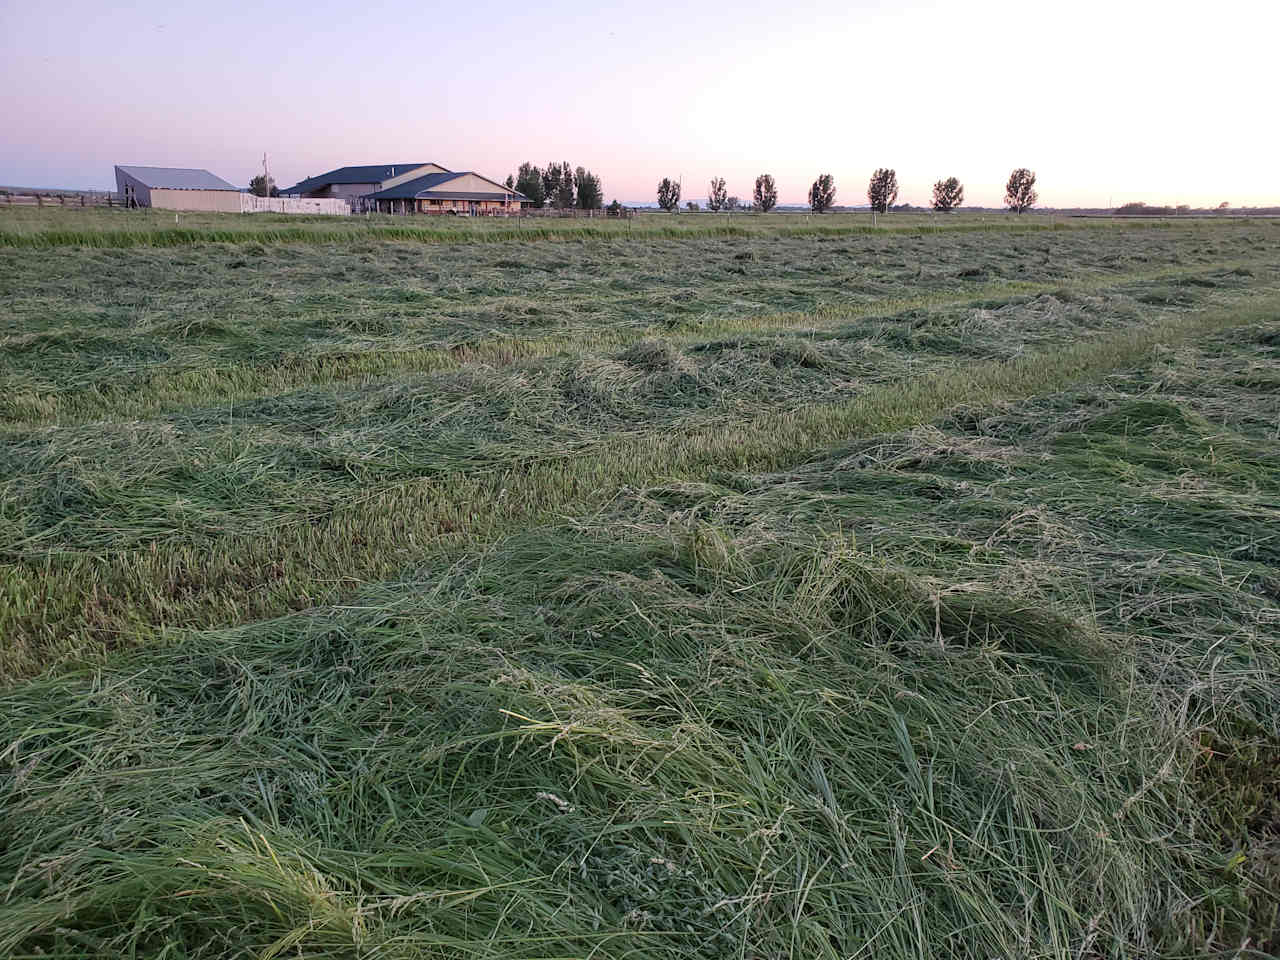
<box><xmin>114</xmin><ymin>165</ymin><xmax>241</xmax><ymax>212</ymax></box>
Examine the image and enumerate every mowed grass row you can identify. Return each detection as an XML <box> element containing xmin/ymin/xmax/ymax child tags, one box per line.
<box><xmin>2</xmin><ymin>321</ymin><xmax>1276</xmax><ymax>957</ymax></box>
<box><xmin>4</xmin><ymin>290</ymin><xmax>1277</xmax><ymax>679</ymax></box>
<box><xmin>2</xmin><ymin>271</ymin><xmax>1272</xmax><ymax>561</ymax></box>
<box><xmin>4</xmin><ymin>218</ymin><xmax>1273</xmax><ymax>410</ymax></box>
<box><xmin>4</xmin><ymin>258</ymin><xmax>1271</xmax><ymax>425</ymax></box>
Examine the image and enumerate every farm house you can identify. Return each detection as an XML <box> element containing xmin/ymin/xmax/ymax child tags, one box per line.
<box><xmin>363</xmin><ymin>171</ymin><xmax>529</xmax><ymax>215</ymax></box>
<box><xmin>280</xmin><ymin>163</ymin><xmax>448</xmax><ymax>201</ymax></box>
<box><xmin>279</xmin><ymin>162</ymin><xmax>528</xmax><ymax>215</ymax></box>
<box><xmin>114</xmin><ymin>165</ymin><xmax>241</xmax><ymax>212</ymax></box>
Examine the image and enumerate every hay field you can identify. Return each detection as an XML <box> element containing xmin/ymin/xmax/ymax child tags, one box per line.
<box><xmin>0</xmin><ymin>204</ymin><xmax>1205</xmax><ymax>248</ymax></box>
<box><xmin>1</xmin><ymin>208</ymin><xmax>1278</xmax><ymax>958</ymax></box>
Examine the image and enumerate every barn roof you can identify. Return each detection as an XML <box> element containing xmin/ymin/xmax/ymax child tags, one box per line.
<box><xmin>282</xmin><ymin>163</ymin><xmax>438</xmax><ymax>194</ymax></box>
<box><xmin>115</xmin><ymin>165</ymin><xmax>238</xmax><ymax>190</ymax></box>
<box><xmin>366</xmin><ymin>171</ymin><xmax>528</xmax><ymax>201</ymax></box>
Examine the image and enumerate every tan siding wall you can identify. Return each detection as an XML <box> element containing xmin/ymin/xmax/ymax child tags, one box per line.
<box><xmin>378</xmin><ymin>163</ymin><xmax>450</xmax><ymax>190</ymax></box>
<box><xmin>149</xmin><ymin>189</ymin><xmax>243</xmax><ymax>213</ymax></box>
<box><xmin>434</xmin><ymin>173</ymin><xmax>508</xmax><ymax>195</ymax></box>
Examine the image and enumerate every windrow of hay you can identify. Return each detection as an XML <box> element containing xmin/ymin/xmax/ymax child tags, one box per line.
<box><xmin>1</xmin><ymin>489</ymin><xmax>1274</xmax><ymax>955</ymax></box>
<box><xmin>4</xmin><ymin>253</ymin><xmax>1273</xmax><ymax>425</ymax></box>
<box><xmin>2</xmin><ymin>292</ymin><xmax>1276</xmax><ymax>678</ymax></box>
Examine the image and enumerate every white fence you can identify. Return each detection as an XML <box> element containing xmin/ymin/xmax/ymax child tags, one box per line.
<box><xmin>240</xmin><ymin>195</ymin><xmax>350</xmax><ymax>216</ymax></box>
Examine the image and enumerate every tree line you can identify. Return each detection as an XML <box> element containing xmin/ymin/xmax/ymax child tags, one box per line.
<box><xmin>655</xmin><ymin>174</ymin><xmax>780</xmax><ymax>213</ymax></box>
<box><xmin>654</xmin><ymin>168</ymin><xmax>1040</xmax><ymax>214</ymax></box>
<box><xmin>248</xmin><ymin>175</ymin><xmax>279</xmax><ymax>198</ymax></box>
<box><xmin>504</xmin><ymin>162</ymin><xmax>603</xmax><ymax>210</ymax></box>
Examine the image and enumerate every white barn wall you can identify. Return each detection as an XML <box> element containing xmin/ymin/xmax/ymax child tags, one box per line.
<box><xmin>241</xmin><ymin>195</ymin><xmax>350</xmax><ymax>215</ymax></box>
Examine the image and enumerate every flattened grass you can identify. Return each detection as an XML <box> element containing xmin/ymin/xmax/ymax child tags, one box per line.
<box><xmin>0</xmin><ymin>538</ymin><xmax>1179</xmax><ymax>958</ymax></box>
<box><xmin>3</xmin><ymin>291</ymin><xmax>1277</xmax><ymax>678</ymax></box>
<box><xmin>3</xmin><ymin>260</ymin><xmax>1269</xmax><ymax>426</ymax></box>
<box><xmin>5</xmin><ymin>219</ymin><xmax>1275</xmax><ymax>421</ymax></box>
<box><xmin>1</xmin><ymin>217</ymin><xmax>1277</xmax><ymax>958</ymax></box>
<box><xmin>3</xmin><ymin>319</ymin><xmax>1277</xmax><ymax>956</ymax></box>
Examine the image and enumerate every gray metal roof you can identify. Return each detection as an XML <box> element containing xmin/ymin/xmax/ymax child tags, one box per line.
<box><xmin>366</xmin><ymin>171</ymin><xmax>528</xmax><ymax>202</ymax></box>
<box><xmin>115</xmin><ymin>165</ymin><xmax>239</xmax><ymax>191</ymax></box>
<box><xmin>282</xmin><ymin>163</ymin><xmax>437</xmax><ymax>195</ymax></box>
<box><xmin>365</xmin><ymin>171</ymin><xmax>464</xmax><ymax>199</ymax></box>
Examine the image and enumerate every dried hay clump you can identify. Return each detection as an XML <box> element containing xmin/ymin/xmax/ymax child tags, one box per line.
<box><xmin>558</xmin><ymin>355</ymin><xmax>638</xmax><ymax>412</ymax></box>
<box><xmin>768</xmin><ymin>338</ymin><xmax>826</xmax><ymax>369</ymax></box>
<box><xmin>838</xmin><ymin>425</ymin><xmax>1021</xmax><ymax>474</ymax></box>
<box><xmin>619</xmin><ymin>338</ymin><xmax>697</xmax><ymax>376</ymax></box>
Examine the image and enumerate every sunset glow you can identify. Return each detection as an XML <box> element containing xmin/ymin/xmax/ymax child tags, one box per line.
<box><xmin>2</xmin><ymin>0</ymin><xmax>1275</xmax><ymax>207</ymax></box>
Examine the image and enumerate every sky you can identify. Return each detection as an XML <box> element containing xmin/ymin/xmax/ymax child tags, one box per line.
<box><xmin>1</xmin><ymin>0</ymin><xmax>1276</xmax><ymax>207</ymax></box>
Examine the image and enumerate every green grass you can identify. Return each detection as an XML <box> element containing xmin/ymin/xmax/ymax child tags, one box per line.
<box><xmin>1</xmin><ymin>211</ymin><xmax>1277</xmax><ymax>958</ymax></box>
<box><xmin>0</xmin><ymin>205</ymin><xmax>1262</xmax><ymax>249</ymax></box>
<box><xmin>2</xmin><ymin>218</ymin><xmax>1274</xmax><ymax>423</ymax></box>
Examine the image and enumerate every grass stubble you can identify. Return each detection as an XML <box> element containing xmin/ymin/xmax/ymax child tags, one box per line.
<box><xmin>0</xmin><ymin>210</ymin><xmax>1277</xmax><ymax>958</ymax></box>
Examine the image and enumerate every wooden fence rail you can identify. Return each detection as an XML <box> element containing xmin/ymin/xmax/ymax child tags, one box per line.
<box><xmin>1</xmin><ymin>191</ymin><xmax>122</xmax><ymax>207</ymax></box>
<box><xmin>517</xmin><ymin>207</ymin><xmax>634</xmax><ymax>219</ymax></box>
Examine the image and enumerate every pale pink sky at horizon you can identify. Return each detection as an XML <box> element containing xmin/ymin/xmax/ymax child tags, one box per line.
<box><xmin>1</xmin><ymin>0</ymin><xmax>1275</xmax><ymax>207</ymax></box>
